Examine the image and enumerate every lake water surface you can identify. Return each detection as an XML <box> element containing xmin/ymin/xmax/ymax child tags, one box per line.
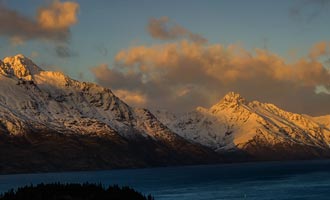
<box><xmin>1</xmin><ymin>160</ymin><xmax>330</xmax><ymax>199</ymax></box>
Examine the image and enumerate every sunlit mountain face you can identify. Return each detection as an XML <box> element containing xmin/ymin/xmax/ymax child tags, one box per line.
<box><xmin>1</xmin><ymin>1</ymin><xmax>330</xmax><ymax>174</ymax></box>
<box><xmin>2</xmin><ymin>2</ymin><xmax>330</xmax><ymax>200</ymax></box>
<box><xmin>0</xmin><ymin>54</ymin><xmax>329</xmax><ymax>174</ymax></box>
<box><xmin>155</xmin><ymin>92</ymin><xmax>330</xmax><ymax>159</ymax></box>
<box><xmin>0</xmin><ymin>54</ymin><xmax>221</xmax><ymax>174</ymax></box>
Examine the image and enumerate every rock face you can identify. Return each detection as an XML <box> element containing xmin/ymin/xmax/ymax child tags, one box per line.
<box><xmin>0</xmin><ymin>55</ymin><xmax>219</xmax><ymax>174</ymax></box>
<box><xmin>155</xmin><ymin>92</ymin><xmax>330</xmax><ymax>160</ymax></box>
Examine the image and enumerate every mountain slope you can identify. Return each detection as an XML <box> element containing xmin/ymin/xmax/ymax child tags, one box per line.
<box><xmin>155</xmin><ymin>92</ymin><xmax>330</xmax><ymax>160</ymax></box>
<box><xmin>0</xmin><ymin>55</ymin><xmax>219</xmax><ymax>174</ymax></box>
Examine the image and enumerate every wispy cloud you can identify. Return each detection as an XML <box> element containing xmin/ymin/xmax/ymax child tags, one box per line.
<box><xmin>290</xmin><ymin>0</ymin><xmax>330</xmax><ymax>22</ymax></box>
<box><xmin>309</xmin><ymin>41</ymin><xmax>330</xmax><ymax>59</ymax></box>
<box><xmin>95</xmin><ymin>44</ymin><xmax>108</xmax><ymax>56</ymax></box>
<box><xmin>55</xmin><ymin>45</ymin><xmax>77</xmax><ymax>58</ymax></box>
<box><xmin>147</xmin><ymin>16</ymin><xmax>207</xmax><ymax>44</ymax></box>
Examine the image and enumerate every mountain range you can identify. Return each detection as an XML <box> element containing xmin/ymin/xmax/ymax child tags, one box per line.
<box><xmin>155</xmin><ymin>92</ymin><xmax>330</xmax><ymax>160</ymax></box>
<box><xmin>0</xmin><ymin>54</ymin><xmax>329</xmax><ymax>174</ymax></box>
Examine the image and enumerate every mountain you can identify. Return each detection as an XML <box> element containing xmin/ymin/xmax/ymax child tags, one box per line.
<box><xmin>1</xmin><ymin>54</ymin><xmax>330</xmax><ymax>174</ymax></box>
<box><xmin>154</xmin><ymin>92</ymin><xmax>330</xmax><ymax>160</ymax></box>
<box><xmin>0</xmin><ymin>54</ymin><xmax>219</xmax><ymax>174</ymax></box>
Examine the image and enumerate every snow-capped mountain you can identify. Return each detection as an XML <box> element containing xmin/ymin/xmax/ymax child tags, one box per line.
<box><xmin>155</xmin><ymin>92</ymin><xmax>330</xmax><ymax>159</ymax></box>
<box><xmin>1</xmin><ymin>54</ymin><xmax>330</xmax><ymax>173</ymax></box>
<box><xmin>0</xmin><ymin>54</ymin><xmax>166</xmax><ymax>138</ymax></box>
<box><xmin>0</xmin><ymin>55</ymin><xmax>218</xmax><ymax>173</ymax></box>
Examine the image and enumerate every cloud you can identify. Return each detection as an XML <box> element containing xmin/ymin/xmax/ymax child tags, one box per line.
<box><xmin>113</xmin><ymin>89</ymin><xmax>147</xmax><ymax>107</ymax></box>
<box><xmin>147</xmin><ymin>16</ymin><xmax>207</xmax><ymax>44</ymax></box>
<box><xmin>0</xmin><ymin>0</ymin><xmax>79</xmax><ymax>43</ymax></box>
<box><xmin>326</xmin><ymin>58</ymin><xmax>330</xmax><ymax>68</ymax></box>
<box><xmin>91</xmin><ymin>40</ymin><xmax>330</xmax><ymax>116</ymax></box>
<box><xmin>90</xmin><ymin>64</ymin><xmax>144</xmax><ymax>90</ymax></box>
<box><xmin>95</xmin><ymin>44</ymin><xmax>108</xmax><ymax>56</ymax></box>
<box><xmin>290</xmin><ymin>0</ymin><xmax>330</xmax><ymax>22</ymax></box>
<box><xmin>55</xmin><ymin>45</ymin><xmax>77</xmax><ymax>58</ymax></box>
<box><xmin>37</xmin><ymin>0</ymin><xmax>79</xmax><ymax>30</ymax></box>
<box><xmin>309</xmin><ymin>41</ymin><xmax>330</xmax><ymax>59</ymax></box>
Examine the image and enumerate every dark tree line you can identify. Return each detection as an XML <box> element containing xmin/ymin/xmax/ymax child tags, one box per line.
<box><xmin>0</xmin><ymin>183</ymin><xmax>154</xmax><ymax>200</ymax></box>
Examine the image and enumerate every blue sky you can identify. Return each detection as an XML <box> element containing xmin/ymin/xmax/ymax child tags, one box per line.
<box><xmin>1</xmin><ymin>0</ymin><xmax>330</xmax><ymax>114</ymax></box>
<box><xmin>2</xmin><ymin>0</ymin><xmax>329</xmax><ymax>80</ymax></box>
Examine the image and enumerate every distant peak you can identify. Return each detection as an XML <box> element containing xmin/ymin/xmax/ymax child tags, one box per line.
<box><xmin>208</xmin><ymin>92</ymin><xmax>246</xmax><ymax>113</ymax></box>
<box><xmin>1</xmin><ymin>54</ymin><xmax>42</xmax><ymax>79</ymax></box>
<box><xmin>222</xmin><ymin>92</ymin><xmax>245</xmax><ymax>103</ymax></box>
<box><xmin>3</xmin><ymin>54</ymin><xmax>31</xmax><ymax>62</ymax></box>
<box><xmin>13</xmin><ymin>54</ymin><xmax>26</xmax><ymax>59</ymax></box>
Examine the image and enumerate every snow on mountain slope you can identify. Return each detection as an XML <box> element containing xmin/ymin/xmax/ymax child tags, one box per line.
<box><xmin>1</xmin><ymin>54</ymin><xmax>329</xmax><ymax>173</ymax></box>
<box><xmin>312</xmin><ymin>115</ymin><xmax>330</xmax><ymax>127</ymax></box>
<box><xmin>0</xmin><ymin>54</ymin><xmax>190</xmax><ymax>141</ymax></box>
<box><xmin>155</xmin><ymin>92</ymin><xmax>330</xmax><ymax>153</ymax></box>
<box><xmin>0</xmin><ymin>55</ymin><xmax>221</xmax><ymax>173</ymax></box>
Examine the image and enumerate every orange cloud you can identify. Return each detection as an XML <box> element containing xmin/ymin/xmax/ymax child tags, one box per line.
<box><xmin>92</xmin><ymin>40</ymin><xmax>330</xmax><ymax>115</ymax></box>
<box><xmin>309</xmin><ymin>41</ymin><xmax>329</xmax><ymax>59</ymax></box>
<box><xmin>37</xmin><ymin>0</ymin><xmax>79</xmax><ymax>30</ymax></box>
<box><xmin>115</xmin><ymin>40</ymin><xmax>330</xmax><ymax>86</ymax></box>
<box><xmin>114</xmin><ymin>90</ymin><xmax>147</xmax><ymax>107</ymax></box>
<box><xmin>147</xmin><ymin>16</ymin><xmax>207</xmax><ymax>44</ymax></box>
<box><xmin>0</xmin><ymin>0</ymin><xmax>79</xmax><ymax>43</ymax></box>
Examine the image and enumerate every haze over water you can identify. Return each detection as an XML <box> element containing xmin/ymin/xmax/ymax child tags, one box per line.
<box><xmin>1</xmin><ymin>160</ymin><xmax>330</xmax><ymax>200</ymax></box>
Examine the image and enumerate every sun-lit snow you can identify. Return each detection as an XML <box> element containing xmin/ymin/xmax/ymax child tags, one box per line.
<box><xmin>1</xmin><ymin>54</ymin><xmax>330</xmax><ymax>154</ymax></box>
<box><xmin>0</xmin><ymin>55</ymin><xmax>180</xmax><ymax>142</ymax></box>
<box><xmin>155</xmin><ymin>92</ymin><xmax>330</xmax><ymax>152</ymax></box>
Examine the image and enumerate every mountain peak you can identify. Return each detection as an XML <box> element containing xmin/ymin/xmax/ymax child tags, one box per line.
<box><xmin>222</xmin><ymin>92</ymin><xmax>245</xmax><ymax>103</ymax></box>
<box><xmin>208</xmin><ymin>92</ymin><xmax>246</xmax><ymax>113</ymax></box>
<box><xmin>1</xmin><ymin>54</ymin><xmax>42</xmax><ymax>79</ymax></box>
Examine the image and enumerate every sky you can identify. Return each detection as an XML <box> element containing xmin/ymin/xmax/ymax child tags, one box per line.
<box><xmin>1</xmin><ymin>0</ymin><xmax>330</xmax><ymax>115</ymax></box>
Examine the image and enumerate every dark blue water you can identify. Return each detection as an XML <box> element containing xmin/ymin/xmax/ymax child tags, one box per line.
<box><xmin>1</xmin><ymin>160</ymin><xmax>330</xmax><ymax>199</ymax></box>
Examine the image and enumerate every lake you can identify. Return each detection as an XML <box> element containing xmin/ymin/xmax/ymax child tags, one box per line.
<box><xmin>1</xmin><ymin>160</ymin><xmax>330</xmax><ymax>199</ymax></box>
